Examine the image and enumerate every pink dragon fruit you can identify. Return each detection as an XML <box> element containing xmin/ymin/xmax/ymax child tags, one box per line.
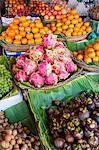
<box><xmin>58</xmin><ymin>71</ymin><xmax>70</xmax><ymax>80</ymax></box>
<box><xmin>45</xmin><ymin>49</ymin><xmax>56</xmax><ymax>63</ymax></box>
<box><xmin>16</xmin><ymin>54</ymin><xmax>28</xmax><ymax>68</ymax></box>
<box><xmin>23</xmin><ymin>59</ymin><xmax>37</xmax><ymax>75</ymax></box>
<box><xmin>55</xmin><ymin>42</ymin><xmax>65</xmax><ymax>49</ymax></box>
<box><xmin>65</xmin><ymin>61</ymin><xmax>77</xmax><ymax>73</ymax></box>
<box><xmin>38</xmin><ymin>61</ymin><xmax>52</xmax><ymax>76</ymax></box>
<box><xmin>45</xmin><ymin>73</ymin><xmax>58</xmax><ymax>85</ymax></box>
<box><xmin>52</xmin><ymin>60</ymin><xmax>66</xmax><ymax>74</ymax></box>
<box><xmin>41</xmin><ymin>34</ymin><xmax>57</xmax><ymax>48</ymax></box>
<box><xmin>29</xmin><ymin>72</ymin><xmax>45</xmax><ymax>88</ymax></box>
<box><xmin>29</xmin><ymin>45</ymin><xmax>44</xmax><ymax>62</ymax></box>
<box><xmin>15</xmin><ymin>70</ymin><xmax>29</xmax><ymax>82</ymax></box>
<box><xmin>38</xmin><ymin>61</ymin><xmax>47</xmax><ymax>77</ymax></box>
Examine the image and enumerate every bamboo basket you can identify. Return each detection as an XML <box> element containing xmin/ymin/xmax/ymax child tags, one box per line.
<box><xmin>0</xmin><ymin>40</ymin><xmax>35</xmax><ymax>52</ymax></box>
<box><xmin>73</xmin><ymin>57</ymin><xmax>99</xmax><ymax>72</ymax></box>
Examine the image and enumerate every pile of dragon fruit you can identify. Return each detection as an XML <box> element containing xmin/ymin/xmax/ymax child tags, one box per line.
<box><xmin>12</xmin><ymin>34</ymin><xmax>77</xmax><ymax>88</ymax></box>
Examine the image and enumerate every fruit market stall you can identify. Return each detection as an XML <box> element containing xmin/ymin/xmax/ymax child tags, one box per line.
<box><xmin>0</xmin><ymin>0</ymin><xmax>99</xmax><ymax>150</ymax></box>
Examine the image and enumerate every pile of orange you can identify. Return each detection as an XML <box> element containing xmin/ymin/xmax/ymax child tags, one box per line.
<box><xmin>0</xmin><ymin>16</ymin><xmax>52</xmax><ymax>45</ymax></box>
<box><xmin>47</xmin><ymin>8</ymin><xmax>92</xmax><ymax>37</ymax></box>
<box><xmin>73</xmin><ymin>42</ymin><xmax>99</xmax><ymax>64</ymax></box>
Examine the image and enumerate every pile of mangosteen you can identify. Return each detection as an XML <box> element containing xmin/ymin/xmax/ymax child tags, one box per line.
<box><xmin>47</xmin><ymin>92</ymin><xmax>99</xmax><ymax>150</ymax></box>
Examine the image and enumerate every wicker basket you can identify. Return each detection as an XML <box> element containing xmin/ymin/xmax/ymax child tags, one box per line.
<box><xmin>73</xmin><ymin>57</ymin><xmax>99</xmax><ymax>72</ymax></box>
<box><xmin>57</xmin><ymin>33</ymin><xmax>89</xmax><ymax>42</ymax></box>
<box><xmin>14</xmin><ymin>69</ymin><xmax>82</xmax><ymax>90</ymax></box>
<box><xmin>0</xmin><ymin>40</ymin><xmax>35</xmax><ymax>52</ymax></box>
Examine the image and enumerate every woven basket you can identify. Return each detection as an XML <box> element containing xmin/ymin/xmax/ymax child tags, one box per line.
<box><xmin>73</xmin><ymin>57</ymin><xmax>99</xmax><ymax>72</ymax></box>
<box><xmin>14</xmin><ymin>69</ymin><xmax>82</xmax><ymax>90</ymax></box>
<box><xmin>0</xmin><ymin>40</ymin><xmax>34</xmax><ymax>52</ymax></box>
<box><xmin>57</xmin><ymin>33</ymin><xmax>89</xmax><ymax>42</ymax></box>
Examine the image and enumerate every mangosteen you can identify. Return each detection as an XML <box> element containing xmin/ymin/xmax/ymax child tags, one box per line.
<box><xmin>67</xmin><ymin>122</ymin><xmax>75</xmax><ymax>131</ymax></box>
<box><xmin>74</xmin><ymin>127</ymin><xmax>84</xmax><ymax>140</ymax></box>
<box><xmin>84</xmin><ymin>127</ymin><xmax>94</xmax><ymax>138</ymax></box>
<box><xmin>72</xmin><ymin>118</ymin><xmax>80</xmax><ymax>127</ymax></box>
<box><xmin>80</xmin><ymin>140</ymin><xmax>89</xmax><ymax>149</ymax></box>
<box><xmin>54</xmin><ymin>138</ymin><xmax>65</xmax><ymax>149</ymax></box>
<box><xmin>93</xmin><ymin>98</ymin><xmax>99</xmax><ymax>108</ymax></box>
<box><xmin>95</xmin><ymin>129</ymin><xmax>99</xmax><ymax>137</ymax></box>
<box><xmin>57</xmin><ymin>128</ymin><xmax>63</xmax><ymax>134</ymax></box>
<box><xmin>47</xmin><ymin>107</ymin><xmax>54</xmax><ymax>115</ymax></box>
<box><xmin>87</xmin><ymin>99</ymin><xmax>95</xmax><ymax>111</ymax></box>
<box><xmin>53</xmin><ymin>100</ymin><xmax>61</xmax><ymax>106</ymax></box>
<box><xmin>79</xmin><ymin>107</ymin><xmax>89</xmax><ymax>120</ymax></box>
<box><xmin>86</xmin><ymin>118</ymin><xmax>97</xmax><ymax>131</ymax></box>
<box><xmin>88</xmin><ymin>136</ymin><xmax>99</xmax><ymax>148</ymax></box>
<box><xmin>72</xmin><ymin>144</ymin><xmax>82</xmax><ymax>150</ymax></box>
<box><xmin>63</xmin><ymin>112</ymin><xmax>70</xmax><ymax>120</ymax></box>
<box><xmin>66</xmin><ymin>145</ymin><xmax>72</xmax><ymax>150</ymax></box>
<box><xmin>92</xmin><ymin>111</ymin><xmax>99</xmax><ymax>123</ymax></box>
<box><xmin>65</xmin><ymin>134</ymin><xmax>74</xmax><ymax>143</ymax></box>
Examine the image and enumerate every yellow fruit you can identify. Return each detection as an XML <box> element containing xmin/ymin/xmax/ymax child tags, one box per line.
<box><xmin>69</xmin><ymin>24</ymin><xmax>74</xmax><ymax>28</ymax></box>
<box><xmin>72</xmin><ymin>19</ymin><xmax>78</xmax><ymax>24</ymax></box>
<box><xmin>84</xmin><ymin>57</ymin><xmax>92</xmax><ymax>63</ymax></box>
<box><xmin>62</xmin><ymin>25</ymin><xmax>68</xmax><ymax>30</ymax></box>
<box><xmin>34</xmin><ymin>33</ymin><xmax>41</xmax><ymax>38</ymax></box>
<box><xmin>93</xmin><ymin>56</ymin><xmax>99</xmax><ymax>62</ymax></box>
<box><xmin>56</xmin><ymin>23</ymin><xmax>62</xmax><ymax>27</ymax></box>
<box><xmin>72</xmin><ymin>32</ymin><xmax>77</xmax><ymax>36</ymax></box>
<box><xmin>77</xmin><ymin>32</ymin><xmax>82</xmax><ymax>36</ymax></box>
<box><xmin>71</xmin><ymin>8</ymin><xmax>76</xmax><ymax>15</ymax></box>
<box><xmin>28</xmin><ymin>39</ymin><xmax>35</xmax><ymax>44</ymax></box>
<box><xmin>65</xmin><ymin>20</ymin><xmax>70</xmax><ymax>25</ymax></box>
<box><xmin>86</xmin><ymin>27</ymin><xmax>92</xmax><ymax>33</ymax></box>
<box><xmin>93</xmin><ymin>43</ymin><xmax>99</xmax><ymax>51</ymax></box>
<box><xmin>76</xmin><ymin>54</ymin><xmax>83</xmax><ymax>60</ymax></box>
<box><xmin>35</xmin><ymin>38</ymin><xmax>42</xmax><ymax>44</ymax></box>
<box><xmin>84</xmin><ymin>22</ymin><xmax>90</xmax><ymax>27</ymax></box>
<box><xmin>88</xmin><ymin>52</ymin><xmax>96</xmax><ymax>58</ymax></box>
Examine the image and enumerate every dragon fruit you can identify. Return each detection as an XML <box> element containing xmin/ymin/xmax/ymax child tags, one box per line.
<box><xmin>55</xmin><ymin>42</ymin><xmax>65</xmax><ymax>49</ymax></box>
<box><xmin>45</xmin><ymin>73</ymin><xmax>58</xmax><ymax>85</ymax></box>
<box><xmin>45</xmin><ymin>49</ymin><xmax>56</xmax><ymax>63</ymax></box>
<box><xmin>65</xmin><ymin>61</ymin><xmax>77</xmax><ymax>73</ymax></box>
<box><xmin>29</xmin><ymin>45</ymin><xmax>44</xmax><ymax>62</ymax></box>
<box><xmin>38</xmin><ymin>62</ymin><xmax>52</xmax><ymax>77</ymax></box>
<box><xmin>29</xmin><ymin>72</ymin><xmax>45</xmax><ymax>88</ymax></box>
<box><xmin>16</xmin><ymin>54</ymin><xmax>28</xmax><ymax>68</ymax></box>
<box><xmin>15</xmin><ymin>70</ymin><xmax>29</xmax><ymax>82</ymax></box>
<box><xmin>23</xmin><ymin>59</ymin><xmax>37</xmax><ymax>75</ymax></box>
<box><xmin>41</xmin><ymin>34</ymin><xmax>57</xmax><ymax>49</ymax></box>
<box><xmin>58</xmin><ymin>71</ymin><xmax>70</xmax><ymax>80</ymax></box>
<box><xmin>52</xmin><ymin>60</ymin><xmax>66</xmax><ymax>74</ymax></box>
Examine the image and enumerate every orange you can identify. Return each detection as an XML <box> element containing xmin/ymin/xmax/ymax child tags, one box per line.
<box><xmin>62</xmin><ymin>18</ymin><xmax>67</xmax><ymax>23</ymax></box>
<box><xmin>35</xmin><ymin>22</ymin><xmax>43</xmax><ymax>28</ymax></box>
<box><xmin>21</xmin><ymin>38</ymin><xmax>27</xmax><ymax>45</ymax></box>
<box><xmin>44</xmin><ymin>27</ymin><xmax>49</xmax><ymax>32</ymax></box>
<box><xmin>72</xmin><ymin>19</ymin><xmax>78</xmax><ymax>24</ymax></box>
<box><xmin>19</xmin><ymin>22</ymin><xmax>23</xmax><ymax>27</ymax></box>
<box><xmin>25</xmin><ymin>27</ymin><xmax>31</xmax><ymax>33</ymax></box>
<box><xmin>54</xmin><ymin>31</ymin><xmax>61</xmax><ymax>35</ymax></box>
<box><xmin>19</xmin><ymin>26</ymin><xmax>24</xmax><ymax>31</ymax></box>
<box><xmin>47</xmin><ymin>24</ymin><xmax>50</xmax><ymax>28</ymax></box>
<box><xmin>73</xmin><ymin>51</ymin><xmax>78</xmax><ymax>57</ymax></box>
<box><xmin>72</xmin><ymin>32</ymin><xmax>77</xmax><ymax>36</ymax></box>
<box><xmin>35</xmin><ymin>38</ymin><xmax>42</xmax><ymax>44</ymax></box>
<box><xmin>71</xmin><ymin>8</ymin><xmax>76</xmax><ymax>15</ymax></box>
<box><xmin>26</xmin><ymin>33</ymin><xmax>33</xmax><ymax>39</ymax></box>
<box><xmin>88</xmin><ymin>52</ymin><xmax>96</xmax><ymax>58</ymax></box>
<box><xmin>74</xmin><ymin>14</ymin><xmax>79</xmax><ymax>19</ymax></box>
<box><xmin>68</xmin><ymin>15</ymin><xmax>74</xmax><ymax>20</ymax></box>
<box><xmin>68</xmin><ymin>28</ymin><xmax>73</xmax><ymax>33</ymax></box>
<box><xmin>2</xmin><ymin>31</ymin><xmax>7</xmax><ymax>37</ymax></box>
<box><xmin>93</xmin><ymin>56</ymin><xmax>99</xmax><ymax>62</ymax></box>
<box><xmin>93</xmin><ymin>43</ymin><xmax>99</xmax><ymax>51</ymax></box>
<box><xmin>84</xmin><ymin>22</ymin><xmax>90</xmax><ymax>27</ymax></box>
<box><xmin>77</xmin><ymin>32</ymin><xmax>82</xmax><ymax>36</ymax></box>
<box><xmin>65</xmin><ymin>20</ymin><xmax>71</xmax><ymax>25</ymax></box>
<box><xmin>0</xmin><ymin>36</ymin><xmax>4</xmax><ymax>40</ymax></box>
<box><xmin>57</xmin><ymin>27</ymin><xmax>62</xmax><ymax>32</ymax></box>
<box><xmin>20</xmin><ymin>16</ymin><xmax>26</xmax><ymax>22</ymax></box>
<box><xmin>51</xmin><ymin>26</ymin><xmax>56</xmax><ymax>32</ymax></box>
<box><xmin>96</xmin><ymin>51</ymin><xmax>99</xmax><ymax>56</ymax></box>
<box><xmin>13</xmin><ymin>40</ymin><xmax>21</xmax><ymax>45</ymax></box>
<box><xmin>56</xmin><ymin>23</ymin><xmax>62</xmax><ymax>27</ymax></box>
<box><xmin>87</xmin><ymin>47</ymin><xmax>95</xmax><ymax>52</ymax></box>
<box><xmin>78</xmin><ymin>18</ymin><xmax>82</xmax><ymax>23</ymax></box>
<box><xmin>10</xmin><ymin>23</ymin><xmax>16</xmax><ymax>28</ymax></box>
<box><xmin>22</xmin><ymin>21</ymin><xmax>29</xmax><ymax>27</ymax></box>
<box><xmin>15</xmin><ymin>29</ymin><xmax>19</xmax><ymax>34</ymax></box>
<box><xmin>62</xmin><ymin>14</ymin><xmax>66</xmax><ymax>18</ymax></box>
<box><xmin>15</xmin><ymin>34</ymin><xmax>22</xmax><ymax>40</ymax></box>
<box><xmin>62</xmin><ymin>25</ymin><xmax>68</xmax><ymax>30</ymax></box>
<box><xmin>51</xmin><ymin>22</ymin><xmax>56</xmax><ymax>27</ymax></box>
<box><xmin>86</xmin><ymin>27</ymin><xmax>92</xmax><ymax>33</ymax></box>
<box><xmin>47</xmin><ymin>30</ymin><xmax>52</xmax><ymax>34</ymax></box>
<box><xmin>65</xmin><ymin>31</ymin><xmax>71</xmax><ymax>37</ymax></box>
<box><xmin>28</xmin><ymin>39</ymin><xmax>35</xmax><ymax>44</ymax></box>
<box><xmin>11</xmin><ymin>25</ymin><xmax>18</xmax><ymax>30</ymax></box>
<box><xmin>8</xmin><ymin>31</ymin><xmax>15</xmax><ymax>38</ymax></box>
<box><xmin>30</xmin><ymin>23</ymin><xmax>35</xmax><ymax>28</ymax></box>
<box><xmin>34</xmin><ymin>19</ymin><xmax>41</xmax><ymax>23</ymax></box>
<box><xmin>74</xmin><ymin>27</ymin><xmax>80</xmax><ymax>32</ymax></box>
<box><xmin>5</xmin><ymin>37</ymin><xmax>12</xmax><ymax>44</ymax></box>
<box><xmin>13</xmin><ymin>18</ymin><xmax>20</xmax><ymax>24</ymax></box>
<box><xmin>20</xmin><ymin>31</ymin><xmax>26</xmax><ymax>37</ymax></box>
<box><xmin>81</xmin><ymin>26</ymin><xmax>86</xmax><ymax>31</ymax></box>
<box><xmin>69</xmin><ymin>24</ymin><xmax>74</xmax><ymax>28</ymax></box>
<box><xmin>32</xmin><ymin>27</ymin><xmax>39</xmax><ymax>33</ymax></box>
<box><xmin>84</xmin><ymin>57</ymin><xmax>92</xmax><ymax>63</ymax></box>
<box><xmin>76</xmin><ymin>54</ymin><xmax>83</xmax><ymax>60</ymax></box>
<box><xmin>40</xmin><ymin>28</ymin><xmax>46</xmax><ymax>34</ymax></box>
<box><xmin>34</xmin><ymin>33</ymin><xmax>41</xmax><ymax>38</ymax></box>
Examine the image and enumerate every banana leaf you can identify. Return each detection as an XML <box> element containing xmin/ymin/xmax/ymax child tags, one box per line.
<box><xmin>28</xmin><ymin>73</ymin><xmax>99</xmax><ymax>150</ymax></box>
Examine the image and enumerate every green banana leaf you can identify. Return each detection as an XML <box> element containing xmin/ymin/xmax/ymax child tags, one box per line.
<box><xmin>66</xmin><ymin>38</ymin><xmax>96</xmax><ymax>52</ymax></box>
<box><xmin>28</xmin><ymin>74</ymin><xmax>99</xmax><ymax>150</ymax></box>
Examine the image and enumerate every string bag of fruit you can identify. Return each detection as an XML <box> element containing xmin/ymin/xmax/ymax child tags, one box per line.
<box><xmin>12</xmin><ymin>34</ymin><xmax>77</xmax><ymax>88</ymax></box>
